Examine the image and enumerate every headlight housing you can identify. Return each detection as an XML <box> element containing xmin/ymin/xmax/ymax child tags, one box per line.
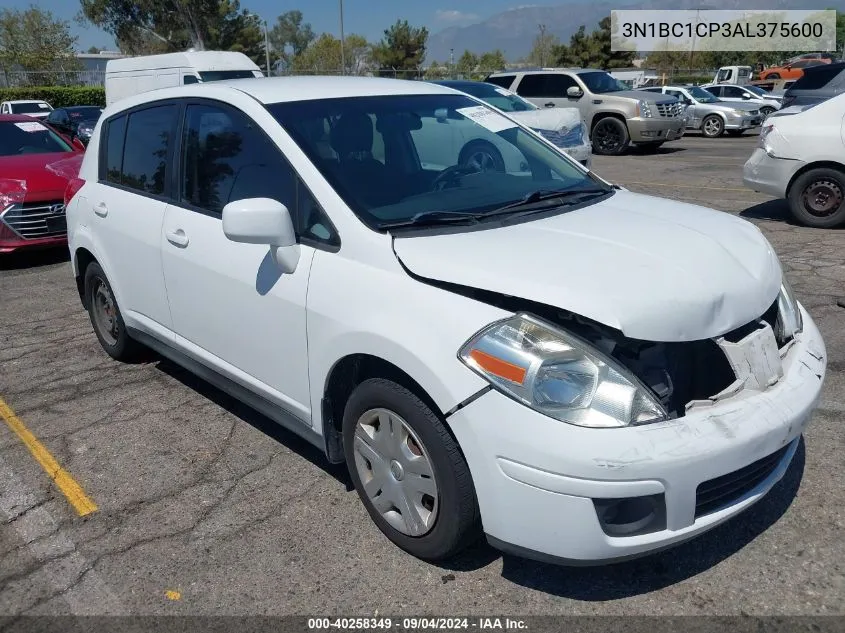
<box><xmin>458</xmin><ymin>314</ymin><xmax>667</xmax><ymax>428</ymax></box>
<box><xmin>776</xmin><ymin>277</ymin><xmax>803</xmax><ymax>342</ymax></box>
<box><xmin>637</xmin><ymin>100</ymin><xmax>653</xmax><ymax>118</ymax></box>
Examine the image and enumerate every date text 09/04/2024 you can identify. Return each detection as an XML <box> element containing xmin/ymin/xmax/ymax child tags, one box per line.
<box><xmin>307</xmin><ymin>618</ymin><xmax>528</xmax><ymax>630</ymax></box>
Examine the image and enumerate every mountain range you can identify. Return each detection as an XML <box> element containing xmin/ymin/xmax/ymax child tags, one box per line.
<box><xmin>426</xmin><ymin>0</ymin><xmax>833</xmax><ymax>62</ymax></box>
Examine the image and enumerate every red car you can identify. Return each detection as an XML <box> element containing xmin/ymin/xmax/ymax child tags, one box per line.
<box><xmin>0</xmin><ymin>114</ymin><xmax>84</xmax><ymax>254</ymax></box>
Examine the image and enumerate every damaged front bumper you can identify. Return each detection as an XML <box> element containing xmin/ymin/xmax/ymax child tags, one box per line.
<box><xmin>447</xmin><ymin>305</ymin><xmax>825</xmax><ymax>564</ymax></box>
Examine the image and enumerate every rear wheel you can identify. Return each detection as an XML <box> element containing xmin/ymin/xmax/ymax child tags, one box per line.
<box><xmin>591</xmin><ymin>117</ymin><xmax>630</xmax><ymax>156</ymax></box>
<box><xmin>788</xmin><ymin>167</ymin><xmax>845</xmax><ymax>228</ymax></box>
<box><xmin>766</xmin><ymin>73</ymin><xmax>781</xmax><ymax>80</ymax></box>
<box><xmin>343</xmin><ymin>378</ymin><xmax>481</xmax><ymax>560</ymax></box>
<box><xmin>702</xmin><ymin>115</ymin><xmax>724</xmax><ymax>138</ymax></box>
<box><xmin>84</xmin><ymin>262</ymin><xmax>143</xmax><ymax>361</ymax></box>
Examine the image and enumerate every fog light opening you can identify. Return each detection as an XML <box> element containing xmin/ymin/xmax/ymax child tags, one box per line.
<box><xmin>593</xmin><ymin>494</ymin><xmax>666</xmax><ymax>537</ymax></box>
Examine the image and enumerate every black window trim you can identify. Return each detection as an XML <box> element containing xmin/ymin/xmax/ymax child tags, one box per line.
<box><xmin>97</xmin><ymin>98</ymin><xmax>181</xmax><ymax>205</ymax></box>
<box><xmin>169</xmin><ymin>97</ymin><xmax>340</xmax><ymax>252</ymax></box>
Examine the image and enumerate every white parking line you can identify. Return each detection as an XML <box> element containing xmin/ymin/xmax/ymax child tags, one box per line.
<box><xmin>0</xmin><ymin>456</ymin><xmax>124</xmax><ymax>615</ymax></box>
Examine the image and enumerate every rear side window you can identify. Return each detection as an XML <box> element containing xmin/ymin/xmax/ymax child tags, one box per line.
<box><xmin>104</xmin><ymin>115</ymin><xmax>127</xmax><ymax>183</ymax></box>
<box><xmin>486</xmin><ymin>75</ymin><xmax>515</xmax><ymax>89</ymax></box>
<box><xmin>103</xmin><ymin>105</ymin><xmax>177</xmax><ymax>195</ymax></box>
<box><xmin>792</xmin><ymin>65</ymin><xmax>843</xmax><ymax>91</ymax></box>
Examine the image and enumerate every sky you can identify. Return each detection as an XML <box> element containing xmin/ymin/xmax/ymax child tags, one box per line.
<box><xmin>9</xmin><ymin>0</ymin><xmax>536</xmax><ymax>51</ymax></box>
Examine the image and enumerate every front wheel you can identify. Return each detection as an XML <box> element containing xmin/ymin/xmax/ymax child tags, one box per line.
<box><xmin>702</xmin><ymin>115</ymin><xmax>724</xmax><ymax>138</ymax></box>
<box><xmin>591</xmin><ymin>117</ymin><xmax>630</xmax><ymax>155</ymax></box>
<box><xmin>760</xmin><ymin>106</ymin><xmax>775</xmax><ymax>118</ymax></box>
<box><xmin>458</xmin><ymin>141</ymin><xmax>505</xmax><ymax>173</ymax></box>
<box><xmin>788</xmin><ymin>167</ymin><xmax>845</xmax><ymax>228</ymax></box>
<box><xmin>765</xmin><ymin>73</ymin><xmax>781</xmax><ymax>80</ymax></box>
<box><xmin>343</xmin><ymin>378</ymin><xmax>481</xmax><ymax>560</ymax></box>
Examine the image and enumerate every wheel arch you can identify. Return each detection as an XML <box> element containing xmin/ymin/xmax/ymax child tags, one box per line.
<box><xmin>73</xmin><ymin>246</ymin><xmax>98</xmax><ymax>308</ymax></box>
<box><xmin>786</xmin><ymin>161</ymin><xmax>845</xmax><ymax>197</ymax></box>
<box><xmin>589</xmin><ymin>111</ymin><xmax>627</xmax><ymax>132</ymax></box>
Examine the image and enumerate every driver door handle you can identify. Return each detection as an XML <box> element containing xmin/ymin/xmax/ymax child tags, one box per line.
<box><xmin>544</xmin><ymin>102</ymin><xmax>555</xmax><ymax>108</ymax></box>
<box><xmin>93</xmin><ymin>201</ymin><xmax>108</xmax><ymax>217</ymax></box>
<box><xmin>166</xmin><ymin>229</ymin><xmax>189</xmax><ymax>247</ymax></box>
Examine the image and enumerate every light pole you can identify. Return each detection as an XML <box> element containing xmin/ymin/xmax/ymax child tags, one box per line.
<box><xmin>264</xmin><ymin>20</ymin><xmax>271</xmax><ymax>76</ymax></box>
<box><xmin>339</xmin><ymin>0</ymin><xmax>346</xmax><ymax>75</ymax></box>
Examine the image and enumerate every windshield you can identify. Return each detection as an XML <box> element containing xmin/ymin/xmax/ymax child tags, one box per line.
<box><xmin>578</xmin><ymin>71</ymin><xmax>629</xmax><ymax>94</ymax></box>
<box><xmin>459</xmin><ymin>84</ymin><xmax>537</xmax><ymax>113</ymax></box>
<box><xmin>267</xmin><ymin>94</ymin><xmax>607</xmax><ymax>230</ymax></box>
<box><xmin>688</xmin><ymin>86</ymin><xmax>719</xmax><ymax>102</ymax></box>
<box><xmin>199</xmin><ymin>70</ymin><xmax>257</xmax><ymax>82</ymax></box>
<box><xmin>0</xmin><ymin>120</ymin><xmax>72</xmax><ymax>156</ymax></box>
<box><xmin>11</xmin><ymin>102</ymin><xmax>51</xmax><ymax>114</ymax></box>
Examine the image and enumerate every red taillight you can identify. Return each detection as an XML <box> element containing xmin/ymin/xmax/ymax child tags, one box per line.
<box><xmin>64</xmin><ymin>177</ymin><xmax>85</xmax><ymax>208</ymax></box>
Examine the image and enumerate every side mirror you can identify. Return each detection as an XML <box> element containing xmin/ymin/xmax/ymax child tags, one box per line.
<box><xmin>742</xmin><ymin>93</ymin><xmax>751</xmax><ymax>99</ymax></box>
<box><xmin>222</xmin><ymin>198</ymin><xmax>300</xmax><ymax>273</ymax></box>
<box><xmin>567</xmin><ymin>86</ymin><xmax>583</xmax><ymax>99</ymax></box>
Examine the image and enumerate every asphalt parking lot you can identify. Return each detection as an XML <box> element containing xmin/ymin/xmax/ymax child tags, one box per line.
<box><xmin>1</xmin><ymin>131</ymin><xmax>844</xmax><ymax>618</ymax></box>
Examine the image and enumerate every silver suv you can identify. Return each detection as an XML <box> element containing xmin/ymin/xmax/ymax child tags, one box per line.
<box><xmin>486</xmin><ymin>69</ymin><xmax>685</xmax><ymax>155</ymax></box>
<box><xmin>641</xmin><ymin>85</ymin><xmax>763</xmax><ymax>138</ymax></box>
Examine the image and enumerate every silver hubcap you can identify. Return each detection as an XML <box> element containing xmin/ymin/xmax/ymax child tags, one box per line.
<box><xmin>353</xmin><ymin>408</ymin><xmax>438</xmax><ymax>537</ymax></box>
<box><xmin>704</xmin><ymin>117</ymin><xmax>721</xmax><ymax>136</ymax></box>
<box><xmin>92</xmin><ymin>280</ymin><xmax>118</xmax><ymax>345</ymax></box>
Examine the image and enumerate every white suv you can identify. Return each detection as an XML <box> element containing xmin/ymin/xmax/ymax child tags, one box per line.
<box><xmin>66</xmin><ymin>77</ymin><xmax>826</xmax><ymax>565</ymax></box>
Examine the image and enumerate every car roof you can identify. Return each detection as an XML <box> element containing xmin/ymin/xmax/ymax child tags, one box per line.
<box><xmin>107</xmin><ymin>76</ymin><xmax>460</xmax><ymax>114</ymax></box>
<box><xmin>488</xmin><ymin>68</ymin><xmax>602</xmax><ymax>76</ymax></box>
<box><xmin>0</xmin><ymin>114</ymin><xmax>50</xmax><ymax>122</ymax></box>
<box><xmin>2</xmin><ymin>99</ymin><xmax>49</xmax><ymax>104</ymax></box>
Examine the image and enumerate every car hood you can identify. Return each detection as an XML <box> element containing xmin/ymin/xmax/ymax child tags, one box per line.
<box><xmin>0</xmin><ymin>152</ymin><xmax>81</xmax><ymax>206</ymax></box>
<box><xmin>607</xmin><ymin>89</ymin><xmax>676</xmax><ymax>103</ymax></box>
<box><xmin>714</xmin><ymin>101</ymin><xmax>761</xmax><ymax>112</ymax></box>
<box><xmin>392</xmin><ymin>190</ymin><xmax>782</xmax><ymax>342</ymax></box>
<box><xmin>508</xmin><ymin>108</ymin><xmax>582</xmax><ymax>133</ymax></box>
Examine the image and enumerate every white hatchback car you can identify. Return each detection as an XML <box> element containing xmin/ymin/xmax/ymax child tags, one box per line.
<box><xmin>66</xmin><ymin>77</ymin><xmax>826</xmax><ymax>565</ymax></box>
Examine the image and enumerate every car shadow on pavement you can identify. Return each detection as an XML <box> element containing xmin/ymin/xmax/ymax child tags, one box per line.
<box><xmin>630</xmin><ymin>145</ymin><xmax>686</xmax><ymax>156</ymax></box>
<box><xmin>497</xmin><ymin>438</ymin><xmax>806</xmax><ymax>598</ymax></box>
<box><xmin>740</xmin><ymin>199</ymin><xmax>796</xmax><ymax>224</ymax></box>
<box><xmin>152</xmin><ymin>356</ymin><xmax>353</xmax><ymax>488</ymax></box>
<box><xmin>0</xmin><ymin>247</ymin><xmax>69</xmax><ymax>270</ymax></box>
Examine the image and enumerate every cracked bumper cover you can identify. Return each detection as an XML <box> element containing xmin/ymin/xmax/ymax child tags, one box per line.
<box><xmin>447</xmin><ymin>305</ymin><xmax>825</xmax><ymax>564</ymax></box>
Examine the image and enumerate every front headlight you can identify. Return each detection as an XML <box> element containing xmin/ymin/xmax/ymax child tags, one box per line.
<box><xmin>637</xmin><ymin>100</ymin><xmax>653</xmax><ymax>118</ymax></box>
<box><xmin>776</xmin><ymin>277</ymin><xmax>803</xmax><ymax>341</ymax></box>
<box><xmin>458</xmin><ymin>314</ymin><xmax>667</xmax><ymax>428</ymax></box>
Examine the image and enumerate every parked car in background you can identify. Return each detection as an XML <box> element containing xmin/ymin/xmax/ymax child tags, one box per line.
<box><xmin>641</xmin><ymin>85</ymin><xmax>762</xmax><ymax>137</ymax></box>
<box><xmin>784</xmin><ymin>53</ymin><xmax>836</xmax><ymax>65</ymax></box>
<box><xmin>0</xmin><ymin>100</ymin><xmax>53</xmax><ymax>119</ymax></box>
<box><xmin>711</xmin><ymin>66</ymin><xmax>753</xmax><ymax>85</ymax></box>
<box><xmin>105</xmin><ymin>51</ymin><xmax>264</xmax><ymax>106</ymax></box>
<box><xmin>744</xmin><ymin>93</ymin><xmax>845</xmax><ymax>228</ymax></box>
<box><xmin>46</xmin><ymin>106</ymin><xmax>103</xmax><ymax>145</ymax></box>
<box><xmin>781</xmin><ymin>62</ymin><xmax>845</xmax><ymax>109</ymax></box>
<box><xmin>0</xmin><ymin>115</ymin><xmax>84</xmax><ymax>253</ymax></box>
<box><xmin>486</xmin><ymin>69</ymin><xmax>685</xmax><ymax>155</ymax></box>
<box><xmin>431</xmin><ymin>80</ymin><xmax>592</xmax><ymax>168</ymax></box>
<box><xmin>703</xmin><ymin>84</ymin><xmax>782</xmax><ymax>117</ymax></box>
<box><xmin>67</xmin><ymin>76</ymin><xmax>825</xmax><ymax>566</ymax></box>
<box><xmin>759</xmin><ymin>59</ymin><xmax>826</xmax><ymax>81</ymax></box>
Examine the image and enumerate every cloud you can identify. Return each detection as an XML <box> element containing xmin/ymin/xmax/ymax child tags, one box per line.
<box><xmin>435</xmin><ymin>9</ymin><xmax>480</xmax><ymax>23</ymax></box>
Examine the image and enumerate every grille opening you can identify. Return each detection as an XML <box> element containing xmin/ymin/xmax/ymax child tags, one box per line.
<box><xmin>695</xmin><ymin>444</ymin><xmax>790</xmax><ymax>518</ymax></box>
<box><xmin>1</xmin><ymin>200</ymin><xmax>67</xmax><ymax>240</ymax></box>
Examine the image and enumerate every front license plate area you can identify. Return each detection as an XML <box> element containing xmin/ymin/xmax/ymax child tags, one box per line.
<box><xmin>718</xmin><ymin>323</ymin><xmax>784</xmax><ymax>391</ymax></box>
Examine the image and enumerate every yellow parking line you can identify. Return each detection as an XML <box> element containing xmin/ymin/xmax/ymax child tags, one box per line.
<box><xmin>623</xmin><ymin>181</ymin><xmax>752</xmax><ymax>193</ymax></box>
<box><xmin>0</xmin><ymin>397</ymin><xmax>97</xmax><ymax>516</ymax></box>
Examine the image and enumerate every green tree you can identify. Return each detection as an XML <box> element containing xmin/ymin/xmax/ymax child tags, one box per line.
<box><xmin>455</xmin><ymin>50</ymin><xmax>478</xmax><ymax>78</ymax></box>
<box><xmin>86</xmin><ymin>46</ymin><xmax>102</xmax><ymax>54</ymax></box>
<box><xmin>269</xmin><ymin>10</ymin><xmax>315</xmax><ymax>68</ymax></box>
<box><xmin>291</xmin><ymin>33</ymin><xmax>370</xmax><ymax>75</ymax></box>
<box><xmin>78</xmin><ymin>0</ymin><xmax>266</xmax><ymax>64</ymax></box>
<box><xmin>372</xmin><ymin>20</ymin><xmax>428</xmax><ymax>76</ymax></box>
<box><xmin>424</xmin><ymin>60</ymin><xmax>449</xmax><ymax>79</ymax></box>
<box><xmin>0</xmin><ymin>7</ymin><xmax>79</xmax><ymax>72</ymax></box>
<box><xmin>554</xmin><ymin>17</ymin><xmax>635</xmax><ymax>69</ymax></box>
<box><xmin>478</xmin><ymin>50</ymin><xmax>507</xmax><ymax>73</ymax></box>
<box><xmin>527</xmin><ymin>28</ymin><xmax>559</xmax><ymax>67</ymax></box>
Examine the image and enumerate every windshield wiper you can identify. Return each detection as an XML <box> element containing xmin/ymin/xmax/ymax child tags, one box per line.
<box><xmin>379</xmin><ymin>210</ymin><xmax>484</xmax><ymax>230</ymax></box>
<box><xmin>488</xmin><ymin>187</ymin><xmax>610</xmax><ymax>215</ymax></box>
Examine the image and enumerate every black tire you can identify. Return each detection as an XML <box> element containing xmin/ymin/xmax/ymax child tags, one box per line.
<box><xmin>760</xmin><ymin>106</ymin><xmax>775</xmax><ymax>118</ymax></box>
<box><xmin>701</xmin><ymin>114</ymin><xmax>724</xmax><ymax>138</ymax></box>
<box><xmin>766</xmin><ymin>73</ymin><xmax>781</xmax><ymax>80</ymax></box>
<box><xmin>83</xmin><ymin>262</ymin><xmax>143</xmax><ymax>361</ymax></box>
<box><xmin>727</xmin><ymin>130</ymin><xmax>744</xmax><ymax>136</ymax></box>
<box><xmin>787</xmin><ymin>167</ymin><xmax>845</xmax><ymax>228</ymax></box>
<box><xmin>458</xmin><ymin>141</ymin><xmax>505</xmax><ymax>172</ymax></box>
<box><xmin>591</xmin><ymin>116</ymin><xmax>630</xmax><ymax>155</ymax></box>
<box><xmin>342</xmin><ymin>378</ymin><xmax>481</xmax><ymax>560</ymax></box>
<box><xmin>636</xmin><ymin>141</ymin><xmax>664</xmax><ymax>152</ymax></box>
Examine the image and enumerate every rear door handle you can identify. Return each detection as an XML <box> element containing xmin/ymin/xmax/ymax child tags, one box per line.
<box><xmin>166</xmin><ymin>229</ymin><xmax>189</xmax><ymax>247</ymax></box>
<box><xmin>94</xmin><ymin>201</ymin><xmax>108</xmax><ymax>217</ymax></box>
<box><xmin>544</xmin><ymin>102</ymin><xmax>555</xmax><ymax>108</ymax></box>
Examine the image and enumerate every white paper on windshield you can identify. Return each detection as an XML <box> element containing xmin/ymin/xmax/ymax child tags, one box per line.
<box><xmin>14</xmin><ymin>121</ymin><xmax>46</xmax><ymax>133</ymax></box>
<box><xmin>456</xmin><ymin>105</ymin><xmax>516</xmax><ymax>133</ymax></box>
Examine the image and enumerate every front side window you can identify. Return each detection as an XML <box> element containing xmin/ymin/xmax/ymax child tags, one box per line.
<box><xmin>10</xmin><ymin>102</ymin><xmax>51</xmax><ymax>114</ymax></box>
<box><xmin>198</xmin><ymin>70</ymin><xmax>257</xmax><ymax>82</ymax></box>
<box><xmin>723</xmin><ymin>86</ymin><xmax>745</xmax><ymax>98</ymax></box>
<box><xmin>183</xmin><ymin>75</ymin><xmax>199</xmax><ymax>85</ymax></box>
<box><xmin>688</xmin><ymin>86</ymin><xmax>718</xmax><ymax>103</ymax></box>
<box><xmin>268</xmin><ymin>94</ymin><xmax>609</xmax><ymax>231</ymax></box>
<box><xmin>717</xmin><ymin>69</ymin><xmax>732</xmax><ymax>82</ymax></box>
<box><xmin>120</xmin><ymin>105</ymin><xmax>177</xmax><ymax>195</ymax></box>
<box><xmin>514</xmin><ymin>74</ymin><xmax>550</xmax><ymax>97</ymax></box>
<box><xmin>0</xmin><ymin>120</ymin><xmax>71</xmax><ymax>156</ymax></box>
<box><xmin>181</xmin><ymin>103</ymin><xmax>337</xmax><ymax>245</ymax></box>
<box><xmin>704</xmin><ymin>86</ymin><xmax>721</xmax><ymax>97</ymax></box>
